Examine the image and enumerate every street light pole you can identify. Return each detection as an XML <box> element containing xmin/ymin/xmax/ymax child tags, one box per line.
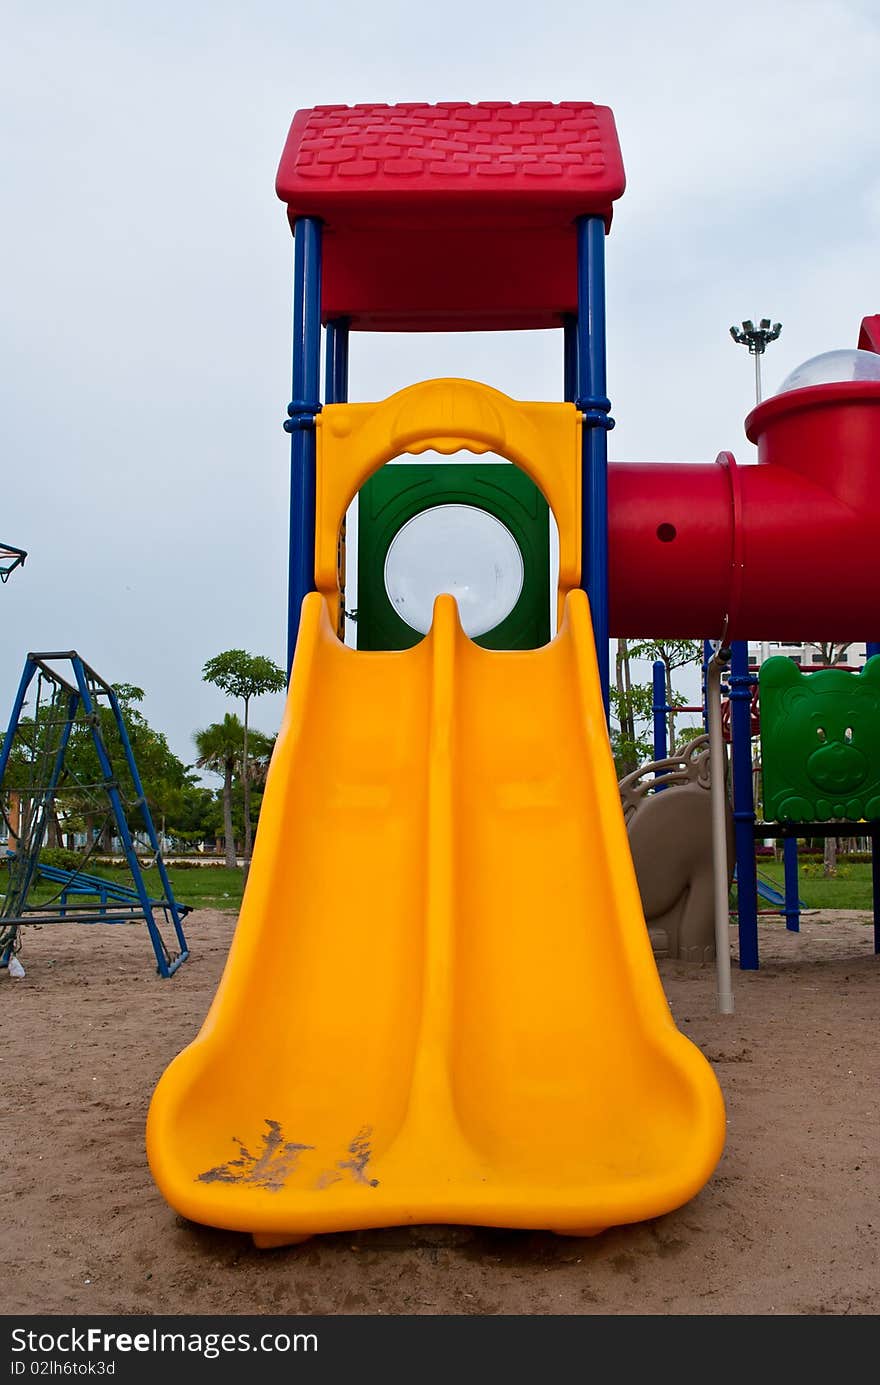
<box><xmin>730</xmin><ymin>317</ymin><xmax>782</xmax><ymax>404</ymax></box>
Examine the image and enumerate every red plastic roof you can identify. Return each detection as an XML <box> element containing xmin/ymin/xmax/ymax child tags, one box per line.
<box><xmin>275</xmin><ymin>102</ymin><xmax>625</xmax><ymax>330</ymax></box>
<box><xmin>276</xmin><ymin>102</ymin><xmax>625</xmax><ymax>227</ymax></box>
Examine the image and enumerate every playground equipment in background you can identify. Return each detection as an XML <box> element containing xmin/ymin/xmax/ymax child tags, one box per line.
<box><xmin>650</xmin><ymin>632</ymin><xmax>880</xmax><ymax>962</ymax></box>
<box><xmin>0</xmin><ymin>652</ymin><xmax>189</xmax><ymax>977</ymax></box>
<box><xmin>30</xmin><ymin>860</ymin><xmax>194</xmax><ymax>924</ymax></box>
<box><xmin>620</xmin><ymin>735</ymin><xmax>734</xmax><ymax>962</ymax></box>
<box><xmin>149</xmin><ymin>100</ymin><xmax>880</xmax><ymax>1245</ymax></box>
<box><xmin>0</xmin><ymin>542</ymin><xmax>27</xmax><ymax>584</ymax></box>
<box><xmin>731</xmin><ymin>865</ymin><xmax>807</xmax><ymax>914</ymax></box>
<box><xmin>727</xmin><ymin>644</ymin><xmax>880</xmax><ymax>957</ymax></box>
<box><xmin>759</xmin><ymin>656</ymin><xmax>880</xmax><ymax>824</ymax></box>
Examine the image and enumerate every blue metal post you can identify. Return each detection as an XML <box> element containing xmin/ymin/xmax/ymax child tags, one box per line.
<box><xmin>865</xmin><ymin>640</ymin><xmax>880</xmax><ymax>944</ymax></box>
<box><xmin>563</xmin><ymin>314</ymin><xmax>578</xmax><ymax>403</ymax></box>
<box><xmin>702</xmin><ymin>639</ymin><xmax>713</xmax><ymax>731</ymax></box>
<box><xmin>324</xmin><ymin>318</ymin><xmax>349</xmax><ymax>405</ymax></box>
<box><xmin>71</xmin><ymin>660</ymin><xmax>175</xmax><ymax>978</ymax></box>
<box><xmin>0</xmin><ymin>664</ymin><xmax>77</xmax><ymax>953</ymax></box>
<box><xmin>575</xmin><ymin>216</ymin><xmax>614</xmax><ymax>717</ymax></box>
<box><xmin>284</xmin><ymin>216</ymin><xmax>323</xmax><ymax>675</ymax></box>
<box><xmin>730</xmin><ymin>640</ymin><xmax>760</xmax><ymax>968</ymax></box>
<box><xmin>652</xmin><ymin>660</ymin><xmax>669</xmax><ymax>792</ymax></box>
<box><xmin>652</xmin><ymin>660</ymin><xmax>668</xmax><ymax>761</ymax></box>
<box><xmin>105</xmin><ymin>683</ymin><xmax>188</xmax><ymax>969</ymax></box>
<box><xmin>0</xmin><ymin>659</ymin><xmax>39</xmax><ymax>789</ymax></box>
<box><xmin>783</xmin><ymin>835</ymin><xmax>800</xmax><ymax>932</ymax></box>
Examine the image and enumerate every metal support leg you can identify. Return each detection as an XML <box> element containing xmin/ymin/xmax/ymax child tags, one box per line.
<box><xmin>71</xmin><ymin>661</ymin><xmax>174</xmax><ymax>978</ymax></box>
<box><xmin>652</xmin><ymin>660</ymin><xmax>669</xmax><ymax>791</ymax></box>
<box><xmin>285</xmin><ymin>216</ymin><xmax>323</xmax><ymax>674</ymax></box>
<box><xmin>106</xmin><ymin>684</ymin><xmax>188</xmax><ymax>968</ymax></box>
<box><xmin>575</xmin><ymin>216</ymin><xmax>614</xmax><ymax>718</ymax></box>
<box><xmin>325</xmin><ymin>318</ymin><xmax>350</xmax><ymax>405</ymax></box>
<box><xmin>730</xmin><ymin>640</ymin><xmax>760</xmax><ymax>969</ymax></box>
<box><xmin>783</xmin><ymin>835</ymin><xmax>800</xmax><ymax>932</ymax></box>
<box><xmin>563</xmin><ymin>315</ymin><xmax>578</xmax><ymax>404</ymax></box>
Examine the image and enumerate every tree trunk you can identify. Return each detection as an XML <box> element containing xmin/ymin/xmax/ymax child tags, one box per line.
<box><xmin>664</xmin><ymin>658</ymin><xmax>676</xmax><ymax>752</ymax></box>
<box><xmin>614</xmin><ymin>639</ymin><xmax>639</xmax><ymax>775</ymax></box>
<box><xmin>621</xmin><ymin>640</ymin><xmax>635</xmax><ymax>747</ymax></box>
<box><xmin>7</xmin><ymin>791</ymin><xmax>21</xmax><ymax>852</ymax></box>
<box><xmin>823</xmin><ymin>836</ymin><xmax>838</xmax><ymax>877</ymax></box>
<box><xmin>242</xmin><ymin>696</ymin><xmax>252</xmax><ymax>864</ymax></box>
<box><xmin>222</xmin><ymin>763</ymin><xmax>236</xmax><ymax>869</ymax></box>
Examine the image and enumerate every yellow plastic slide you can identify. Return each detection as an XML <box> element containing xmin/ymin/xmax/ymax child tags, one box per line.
<box><xmin>148</xmin><ymin>591</ymin><xmax>725</xmax><ymax>1243</ymax></box>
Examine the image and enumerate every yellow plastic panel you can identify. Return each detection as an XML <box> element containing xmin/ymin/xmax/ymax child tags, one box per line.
<box><xmin>314</xmin><ymin>379</ymin><xmax>581</xmax><ymax>631</ymax></box>
<box><xmin>147</xmin><ymin>591</ymin><xmax>725</xmax><ymax>1240</ymax></box>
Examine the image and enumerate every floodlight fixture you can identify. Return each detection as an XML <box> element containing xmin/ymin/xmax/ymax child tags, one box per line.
<box><xmin>729</xmin><ymin>316</ymin><xmax>783</xmax><ymax>403</ymax></box>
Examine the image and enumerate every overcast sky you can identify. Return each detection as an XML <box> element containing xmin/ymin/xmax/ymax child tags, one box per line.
<box><xmin>2</xmin><ymin>0</ymin><xmax>879</xmax><ymax>769</ymax></box>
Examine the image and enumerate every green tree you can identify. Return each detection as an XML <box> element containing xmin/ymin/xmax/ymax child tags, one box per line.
<box><xmin>193</xmin><ymin>716</ymin><xmax>274</xmax><ymax>868</ymax></box>
<box><xmin>629</xmin><ymin>639</ymin><xmax>703</xmax><ymax>753</ymax></box>
<box><xmin>201</xmin><ymin>650</ymin><xmax>286</xmax><ymax>864</ymax></box>
<box><xmin>61</xmin><ymin>685</ymin><xmax>195</xmax><ymax>852</ymax></box>
<box><xmin>609</xmin><ymin>680</ymin><xmax>654</xmax><ymax>777</ymax></box>
<box><xmin>1</xmin><ymin>683</ymin><xmax>196</xmax><ymax>857</ymax></box>
<box><xmin>194</xmin><ymin>715</ymin><xmax>245</xmax><ymax>868</ymax></box>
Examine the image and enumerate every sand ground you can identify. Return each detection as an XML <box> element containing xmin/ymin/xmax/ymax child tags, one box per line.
<box><xmin>2</xmin><ymin>908</ymin><xmax>878</xmax><ymax>1316</ymax></box>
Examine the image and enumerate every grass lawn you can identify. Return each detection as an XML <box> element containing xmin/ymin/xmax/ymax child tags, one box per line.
<box><xmin>9</xmin><ymin>856</ymin><xmax>877</xmax><ymax>918</ymax></box>
<box><xmin>739</xmin><ymin>858</ymin><xmax>875</xmax><ymax>911</ymax></box>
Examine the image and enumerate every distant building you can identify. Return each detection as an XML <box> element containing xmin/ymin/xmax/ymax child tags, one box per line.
<box><xmin>748</xmin><ymin>641</ymin><xmax>867</xmax><ymax>671</ymax></box>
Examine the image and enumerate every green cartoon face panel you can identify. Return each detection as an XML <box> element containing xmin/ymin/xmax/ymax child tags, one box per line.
<box><xmin>759</xmin><ymin>656</ymin><xmax>880</xmax><ymax>822</ymax></box>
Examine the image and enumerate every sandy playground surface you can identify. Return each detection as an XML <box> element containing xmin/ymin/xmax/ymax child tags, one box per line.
<box><xmin>2</xmin><ymin>908</ymin><xmax>878</xmax><ymax>1317</ymax></box>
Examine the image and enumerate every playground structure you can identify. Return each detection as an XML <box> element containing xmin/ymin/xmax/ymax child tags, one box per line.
<box><xmin>0</xmin><ymin>542</ymin><xmax>27</xmax><ymax>584</ymax></box>
<box><xmin>0</xmin><ymin>652</ymin><xmax>190</xmax><ymax>978</ymax></box>
<box><xmin>648</xmin><ymin>633</ymin><xmax>880</xmax><ymax>957</ymax></box>
<box><xmin>148</xmin><ymin>101</ymin><xmax>879</xmax><ymax>1244</ymax></box>
<box><xmin>621</xmin><ymin>735</ymin><xmax>734</xmax><ymax>962</ymax></box>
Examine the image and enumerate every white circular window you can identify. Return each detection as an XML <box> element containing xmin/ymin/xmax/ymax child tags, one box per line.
<box><xmin>383</xmin><ymin>504</ymin><xmax>524</xmax><ymax>637</ymax></box>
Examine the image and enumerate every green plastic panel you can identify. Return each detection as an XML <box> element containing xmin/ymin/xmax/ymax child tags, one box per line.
<box><xmin>355</xmin><ymin>462</ymin><xmax>551</xmax><ymax>651</ymax></box>
<box><xmin>759</xmin><ymin>656</ymin><xmax>880</xmax><ymax>822</ymax></box>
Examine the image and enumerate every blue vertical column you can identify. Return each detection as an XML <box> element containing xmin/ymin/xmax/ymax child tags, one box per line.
<box><xmin>783</xmin><ymin>835</ymin><xmax>800</xmax><ymax>932</ymax></box>
<box><xmin>730</xmin><ymin>639</ymin><xmax>760</xmax><ymax>968</ymax></box>
<box><xmin>325</xmin><ymin>318</ymin><xmax>350</xmax><ymax>405</ymax></box>
<box><xmin>701</xmin><ymin>639</ymin><xmax>713</xmax><ymax>731</ymax></box>
<box><xmin>866</xmin><ymin>646</ymin><xmax>880</xmax><ymax>947</ymax></box>
<box><xmin>284</xmin><ymin>216</ymin><xmax>323</xmax><ymax>675</ymax></box>
<box><xmin>326</xmin><ymin>318</ymin><xmax>351</xmax><ymax>645</ymax></box>
<box><xmin>652</xmin><ymin>661</ymin><xmax>668</xmax><ymax>761</ymax></box>
<box><xmin>0</xmin><ymin>659</ymin><xmax>38</xmax><ymax>788</ymax></box>
<box><xmin>563</xmin><ymin>314</ymin><xmax>578</xmax><ymax>404</ymax></box>
<box><xmin>871</xmin><ymin>828</ymin><xmax>880</xmax><ymax>954</ymax></box>
<box><xmin>575</xmin><ymin>216</ymin><xmax>614</xmax><ymax>716</ymax></box>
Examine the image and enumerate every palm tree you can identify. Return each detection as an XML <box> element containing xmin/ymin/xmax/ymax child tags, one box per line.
<box><xmin>201</xmin><ymin>651</ymin><xmax>286</xmax><ymax>863</ymax></box>
<box><xmin>193</xmin><ymin>715</ymin><xmax>244</xmax><ymax>868</ymax></box>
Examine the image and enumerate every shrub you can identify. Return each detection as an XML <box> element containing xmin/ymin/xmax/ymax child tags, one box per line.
<box><xmin>39</xmin><ymin>847</ymin><xmax>83</xmax><ymax>872</ymax></box>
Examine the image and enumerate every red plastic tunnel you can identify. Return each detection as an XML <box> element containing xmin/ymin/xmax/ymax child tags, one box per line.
<box><xmin>608</xmin><ymin>381</ymin><xmax>880</xmax><ymax>642</ymax></box>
